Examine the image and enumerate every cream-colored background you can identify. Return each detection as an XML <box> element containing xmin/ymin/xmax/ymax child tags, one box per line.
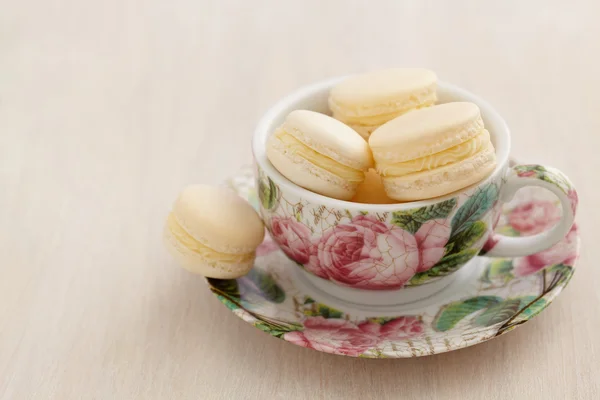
<box><xmin>1</xmin><ymin>1</ymin><xmax>599</xmax><ymax>399</ymax></box>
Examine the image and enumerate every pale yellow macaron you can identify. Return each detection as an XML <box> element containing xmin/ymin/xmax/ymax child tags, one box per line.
<box><xmin>350</xmin><ymin>169</ymin><xmax>396</xmax><ymax>204</ymax></box>
<box><xmin>329</xmin><ymin>68</ymin><xmax>437</xmax><ymax>139</ymax></box>
<box><xmin>369</xmin><ymin>102</ymin><xmax>497</xmax><ymax>201</ymax></box>
<box><xmin>164</xmin><ymin>185</ymin><xmax>265</xmax><ymax>278</ymax></box>
<box><xmin>266</xmin><ymin>110</ymin><xmax>373</xmax><ymax>200</ymax></box>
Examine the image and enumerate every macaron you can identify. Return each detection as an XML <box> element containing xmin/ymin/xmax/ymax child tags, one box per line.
<box><xmin>266</xmin><ymin>109</ymin><xmax>373</xmax><ymax>200</ymax></box>
<box><xmin>350</xmin><ymin>169</ymin><xmax>396</xmax><ymax>204</ymax></box>
<box><xmin>329</xmin><ymin>68</ymin><xmax>437</xmax><ymax>139</ymax></box>
<box><xmin>164</xmin><ymin>184</ymin><xmax>265</xmax><ymax>278</ymax></box>
<box><xmin>369</xmin><ymin>102</ymin><xmax>497</xmax><ymax>201</ymax></box>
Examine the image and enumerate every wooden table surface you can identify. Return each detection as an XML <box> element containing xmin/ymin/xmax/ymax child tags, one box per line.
<box><xmin>2</xmin><ymin>1</ymin><xmax>599</xmax><ymax>399</ymax></box>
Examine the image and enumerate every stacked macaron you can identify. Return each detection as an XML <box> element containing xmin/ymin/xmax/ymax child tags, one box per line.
<box><xmin>369</xmin><ymin>102</ymin><xmax>496</xmax><ymax>201</ymax></box>
<box><xmin>266</xmin><ymin>110</ymin><xmax>373</xmax><ymax>201</ymax></box>
<box><xmin>329</xmin><ymin>68</ymin><xmax>438</xmax><ymax>139</ymax></box>
<box><xmin>267</xmin><ymin>68</ymin><xmax>496</xmax><ymax>203</ymax></box>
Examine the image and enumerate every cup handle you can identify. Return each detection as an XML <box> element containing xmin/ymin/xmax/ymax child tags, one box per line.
<box><xmin>483</xmin><ymin>164</ymin><xmax>578</xmax><ymax>257</ymax></box>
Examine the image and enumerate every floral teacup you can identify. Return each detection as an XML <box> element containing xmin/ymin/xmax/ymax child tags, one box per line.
<box><xmin>251</xmin><ymin>78</ymin><xmax>578</xmax><ymax>303</ymax></box>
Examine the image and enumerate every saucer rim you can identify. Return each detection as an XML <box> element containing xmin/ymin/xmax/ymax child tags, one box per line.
<box><xmin>205</xmin><ymin>255</ymin><xmax>577</xmax><ymax>358</ymax></box>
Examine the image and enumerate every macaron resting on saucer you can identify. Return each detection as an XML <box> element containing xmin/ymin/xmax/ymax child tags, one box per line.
<box><xmin>266</xmin><ymin>110</ymin><xmax>373</xmax><ymax>200</ymax></box>
<box><xmin>164</xmin><ymin>185</ymin><xmax>265</xmax><ymax>278</ymax></box>
<box><xmin>369</xmin><ymin>102</ymin><xmax>497</xmax><ymax>201</ymax></box>
<box><xmin>329</xmin><ymin>68</ymin><xmax>437</xmax><ymax>139</ymax></box>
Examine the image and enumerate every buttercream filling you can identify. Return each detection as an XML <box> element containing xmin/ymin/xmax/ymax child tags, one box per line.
<box><xmin>378</xmin><ymin>130</ymin><xmax>491</xmax><ymax>177</ymax></box>
<box><xmin>275</xmin><ymin>130</ymin><xmax>365</xmax><ymax>182</ymax></box>
<box><xmin>167</xmin><ymin>213</ymin><xmax>254</xmax><ymax>263</ymax></box>
<box><xmin>334</xmin><ymin>100</ymin><xmax>436</xmax><ymax>127</ymax></box>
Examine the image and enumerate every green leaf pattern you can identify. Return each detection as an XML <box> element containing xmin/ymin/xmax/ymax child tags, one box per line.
<box><xmin>450</xmin><ymin>183</ymin><xmax>498</xmax><ymax>238</ymax></box>
<box><xmin>208</xmin><ymin>277</ymin><xmax>240</xmax><ymax>297</ymax></box>
<box><xmin>240</xmin><ymin>269</ymin><xmax>286</xmax><ymax>303</ymax></box>
<box><xmin>302</xmin><ymin>302</ymin><xmax>344</xmax><ymax>319</ymax></box>
<box><xmin>408</xmin><ymin>184</ymin><xmax>498</xmax><ymax>284</ymax></box>
<box><xmin>209</xmin><ymin>270</ymin><xmax>285</xmax><ymax>304</ymax></box>
<box><xmin>258</xmin><ymin>175</ymin><xmax>279</xmax><ymax>211</ymax></box>
<box><xmin>433</xmin><ymin>296</ymin><xmax>503</xmax><ymax>331</ymax></box>
<box><xmin>514</xmin><ymin>165</ymin><xmax>573</xmax><ymax>194</ymax></box>
<box><xmin>516</xmin><ymin>296</ymin><xmax>547</xmax><ymax>319</ymax></box>
<box><xmin>480</xmin><ymin>259</ymin><xmax>514</xmax><ymax>283</ymax></box>
<box><xmin>254</xmin><ymin>320</ymin><xmax>303</xmax><ymax>338</ymax></box>
<box><xmin>473</xmin><ymin>299</ymin><xmax>522</xmax><ymax>327</ymax></box>
<box><xmin>410</xmin><ymin>249</ymin><xmax>478</xmax><ymax>284</ymax></box>
<box><xmin>392</xmin><ymin>198</ymin><xmax>457</xmax><ymax>234</ymax></box>
<box><xmin>449</xmin><ymin>220</ymin><xmax>487</xmax><ymax>250</ymax></box>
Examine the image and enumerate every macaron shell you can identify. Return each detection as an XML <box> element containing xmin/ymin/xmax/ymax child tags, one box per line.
<box><xmin>271</xmin><ymin>128</ymin><xmax>365</xmax><ymax>182</ymax></box>
<box><xmin>370</xmin><ymin>102</ymin><xmax>484</xmax><ymax>165</ymax></box>
<box><xmin>282</xmin><ymin>110</ymin><xmax>373</xmax><ymax>171</ymax></box>
<box><xmin>164</xmin><ymin>224</ymin><xmax>254</xmax><ymax>279</ymax></box>
<box><xmin>379</xmin><ymin>130</ymin><xmax>491</xmax><ymax>178</ymax></box>
<box><xmin>172</xmin><ymin>185</ymin><xmax>265</xmax><ymax>254</ymax></box>
<box><xmin>329</xmin><ymin>68</ymin><xmax>437</xmax><ymax>118</ymax></box>
<box><xmin>267</xmin><ymin>141</ymin><xmax>358</xmax><ymax>200</ymax></box>
<box><xmin>344</xmin><ymin>123</ymin><xmax>377</xmax><ymax>140</ymax></box>
<box><xmin>382</xmin><ymin>147</ymin><xmax>497</xmax><ymax>201</ymax></box>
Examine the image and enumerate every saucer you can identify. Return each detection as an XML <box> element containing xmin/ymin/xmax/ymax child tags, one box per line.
<box><xmin>206</xmin><ymin>165</ymin><xmax>579</xmax><ymax>358</ymax></box>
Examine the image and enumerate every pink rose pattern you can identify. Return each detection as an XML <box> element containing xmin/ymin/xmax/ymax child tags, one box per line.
<box><xmin>311</xmin><ymin>215</ymin><xmax>420</xmax><ymax>289</ymax></box>
<box><xmin>270</xmin><ymin>216</ymin><xmax>313</xmax><ymax>264</ymax></box>
<box><xmin>264</xmin><ymin>165</ymin><xmax>577</xmax><ymax>290</ymax></box>
<box><xmin>567</xmin><ymin>189</ymin><xmax>578</xmax><ymax>216</ymax></box>
<box><xmin>513</xmin><ymin>224</ymin><xmax>578</xmax><ymax>277</ymax></box>
<box><xmin>481</xmin><ymin>235</ymin><xmax>499</xmax><ymax>254</ymax></box>
<box><xmin>509</xmin><ymin>200</ymin><xmax>561</xmax><ymax>235</ymax></box>
<box><xmin>483</xmin><ymin>163</ymin><xmax>578</xmax><ymax>254</ymax></box>
<box><xmin>414</xmin><ymin>220</ymin><xmax>452</xmax><ymax>273</ymax></box>
<box><xmin>481</xmin><ymin>205</ymin><xmax>503</xmax><ymax>253</ymax></box>
<box><xmin>514</xmin><ymin>164</ymin><xmax>578</xmax><ymax>219</ymax></box>
<box><xmin>283</xmin><ymin>316</ymin><xmax>424</xmax><ymax>356</ymax></box>
<box><xmin>269</xmin><ymin>215</ymin><xmax>451</xmax><ymax>290</ymax></box>
<box><xmin>517</xmin><ymin>170</ymin><xmax>537</xmax><ymax>178</ymax></box>
<box><xmin>255</xmin><ymin>233</ymin><xmax>280</xmax><ymax>257</ymax></box>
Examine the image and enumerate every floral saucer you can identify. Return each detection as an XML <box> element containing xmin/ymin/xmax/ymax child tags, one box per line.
<box><xmin>206</xmin><ymin>166</ymin><xmax>579</xmax><ymax>358</ymax></box>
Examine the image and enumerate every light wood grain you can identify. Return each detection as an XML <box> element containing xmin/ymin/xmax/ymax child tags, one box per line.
<box><xmin>1</xmin><ymin>1</ymin><xmax>599</xmax><ymax>399</ymax></box>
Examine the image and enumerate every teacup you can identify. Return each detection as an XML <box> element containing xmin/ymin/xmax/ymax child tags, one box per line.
<box><xmin>252</xmin><ymin>77</ymin><xmax>577</xmax><ymax>304</ymax></box>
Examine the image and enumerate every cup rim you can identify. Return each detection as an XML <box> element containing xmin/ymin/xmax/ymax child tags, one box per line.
<box><xmin>252</xmin><ymin>76</ymin><xmax>511</xmax><ymax>211</ymax></box>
